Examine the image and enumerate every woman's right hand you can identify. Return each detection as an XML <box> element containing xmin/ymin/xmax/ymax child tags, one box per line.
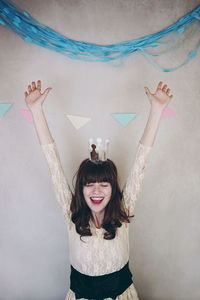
<box><xmin>24</xmin><ymin>80</ymin><xmax>52</xmax><ymax>111</ymax></box>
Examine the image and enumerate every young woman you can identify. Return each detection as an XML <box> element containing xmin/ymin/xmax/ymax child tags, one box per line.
<box><xmin>25</xmin><ymin>80</ymin><xmax>173</xmax><ymax>300</ymax></box>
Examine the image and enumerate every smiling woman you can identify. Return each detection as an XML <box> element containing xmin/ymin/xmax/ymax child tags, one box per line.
<box><xmin>24</xmin><ymin>79</ymin><xmax>173</xmax><ymax>299</ymax></box>
<box><xmin>71</xmin><ymin>158</ymin><xmax>132</xmax><ymax>238</ymax></box>
<box><xmin>83</xmin><ymin>182</ymin><xmax>112</xmax><ymax>210</ymax></box>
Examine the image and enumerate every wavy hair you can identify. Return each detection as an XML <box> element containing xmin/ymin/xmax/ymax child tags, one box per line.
<box><xmin>70</xmin><ymin>159</ymin><xmax>134</xmax><ymax>241</ymax></box>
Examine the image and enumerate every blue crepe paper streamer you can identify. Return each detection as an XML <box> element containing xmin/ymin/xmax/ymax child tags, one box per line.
<box><xmin>0</xmin><ymin>0</ymin><xmax>200</xmax><ymax>71</ymax></box>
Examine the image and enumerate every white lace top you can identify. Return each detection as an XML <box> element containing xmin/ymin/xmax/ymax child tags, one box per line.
<box><xmin>40</xmin><ymin>141</ymin><xmax>152</xmax><ymax>299</ymax></box>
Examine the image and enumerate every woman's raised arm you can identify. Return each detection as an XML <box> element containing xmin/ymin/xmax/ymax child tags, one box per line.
<box><xmin>122</xmin><ymin>82</ymin><xmax>173</xmax><ymax>216</ymax></box>
<box><xmin>25</xmin><ymin>80</ymin><xmax>72</xmax><ymax>225</ymax></box>
<box><xmin>25</xmin><ymin>80</ymin><xmax>54</xmax><ymax>145</ymax></box>
<box><xmin>140</xmin><ymin>81</ymin><xmax>173</xmax><ymax>147</ymax></box>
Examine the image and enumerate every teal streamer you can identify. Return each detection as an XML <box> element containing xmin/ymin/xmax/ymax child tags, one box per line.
<box><xmin>0</xmin><ymin>0</ymin><xmax>200</xmax><ymax>71</ymax></box>
<box><xmin>146</xmin><ymin>22</ymin><xmax>200</xmax><ymax>57</ymax></box>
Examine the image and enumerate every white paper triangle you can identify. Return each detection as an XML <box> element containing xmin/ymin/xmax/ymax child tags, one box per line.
<box><xmin>67</xmin><ymin>114</ymin><xmax>91</xmax><ymax>130</ymax></box>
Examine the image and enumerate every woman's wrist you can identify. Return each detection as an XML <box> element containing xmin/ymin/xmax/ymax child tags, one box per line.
<box><xmin>150</xmin><ymin>103</ymin><xmax>165</xmax><ymax>115</ymax></box>
<box><xmin>30</xmin><ymin>104</ymin><xmax>43</xmax><ymax>115</ymax></box>
<box><xmin>30</xmin><ymin>105</ymin><xmax>54</xmax><ymax>145</ymax></box>
<box><xmin>140</xmin><ymin>105</ymin><xmax>163</xmax><ymax>147</ymax></box>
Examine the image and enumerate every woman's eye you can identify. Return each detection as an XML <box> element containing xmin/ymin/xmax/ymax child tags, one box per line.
<box><xmin>86</xmin><ymin>183</ymin><xmax>93</xmax><ymax>187</ymax></box>
<box><xmin>101</xmin><ymin>184</ymin><xmax>108</xmax><ymax>187</ymax></box>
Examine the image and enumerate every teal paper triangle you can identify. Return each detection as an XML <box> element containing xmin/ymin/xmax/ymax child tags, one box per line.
<box><xmin>112</xmin><ymin>113</ymin><xmax>136</xmax><ymax>126</ymax></box>
<box><xmin>0</xmin><ymin>103</ymin><xmax>13</xmax><ymax>117</ymax></box>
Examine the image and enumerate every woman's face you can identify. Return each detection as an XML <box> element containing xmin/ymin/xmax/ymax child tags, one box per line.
<box><xmin>83</xmin><ymin>182</ymin><xmax>112</xmax><ymax>214</ymax></box>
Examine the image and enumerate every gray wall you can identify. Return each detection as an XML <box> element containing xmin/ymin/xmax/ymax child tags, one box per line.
<box><xmin>1</xmin><ymin>1</ymin><xmax>200</xmax><ymax>299</ymax></box>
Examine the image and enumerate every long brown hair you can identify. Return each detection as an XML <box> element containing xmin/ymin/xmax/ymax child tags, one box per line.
<box><xmin>70</xmin><ymin>159</ymin><xmax>134</xmax><ymax>241</ymax></box>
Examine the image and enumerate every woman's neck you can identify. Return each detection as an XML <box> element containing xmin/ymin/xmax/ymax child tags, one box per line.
<box><xmin>91</xmin><ymin>211</ymin><xmax>104</xmax><ymax>228</ymax></box>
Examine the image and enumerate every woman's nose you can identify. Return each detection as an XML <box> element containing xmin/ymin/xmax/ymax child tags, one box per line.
<box><xmin>93</xmin><ymin>184</ymin><xmax>100</xmax><ymax>194</ymax></box>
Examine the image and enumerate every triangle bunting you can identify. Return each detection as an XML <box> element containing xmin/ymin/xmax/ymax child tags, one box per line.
<box><xmin>67</xmin><ymin>114</ymin><xmax>91</xmax><ymax>130</ymax></box>
<box><xmin>19</xmin><ymin>109</ymin><xmax>33</xmax><ymax>123</ymax></box>
<box><xmin>0</xmin><ymin>103</ymin><xmax>13</xmax><ymax>117</ymax></box>
<box><xmin>161</xmin><ymin>107</ymin><xmax>178</xmax><ymax>119</ymax></box>
<box><xmin>112</xmin><ymin>113</ymin><xmax>137</xmax><ymax>127</ymax></box>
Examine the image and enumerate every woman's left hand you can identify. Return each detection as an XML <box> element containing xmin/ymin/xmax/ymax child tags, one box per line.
<box><xmin>144</xmin><ymin>81</ymin><xmax>173</xmax><ymax>111</ymax></box>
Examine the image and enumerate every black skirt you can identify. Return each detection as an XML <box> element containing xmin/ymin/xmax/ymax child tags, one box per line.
<box><xmin>70</xmin><ymin>261</ymin><xmax>133</xmax><ymax>300</ymax></box>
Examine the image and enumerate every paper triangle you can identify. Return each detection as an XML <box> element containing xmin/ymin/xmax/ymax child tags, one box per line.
<box><xmin>67</xmin><ymin>114</ymin><xmax>91</xmax><ymax>130</ymax></box>
<box><xmin>112</xmin><ymin>113</ymin><xmax>137</xmax><ymax>127</ymax></box>
<box><xmin>19</xmin><ymin>109</ymin><xmax>33</xmax><ymax>123</ymax></box>
<box><xmin>0</xmin><ymin>103</ymin><xmax>13</xmax><ymax>117</ymax></box>
<box><xmin>161</xmin><ymin>107</ymin><xmax>178</xmax><ymax>119</ymax></box>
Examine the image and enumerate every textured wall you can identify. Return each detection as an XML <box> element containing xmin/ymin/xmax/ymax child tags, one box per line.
<box><xmin>1</xmin><ymin>0</ymin><xmax>200</xmax><ymax>299</ymax></box>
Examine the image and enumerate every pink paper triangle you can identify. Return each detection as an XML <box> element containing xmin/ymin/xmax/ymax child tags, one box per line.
<box><xmin>19</xmin><ymin>109</ymin><xmax>33</xmax><ymax>123</ymax></box>
<box><xmin>161</xmin><ymin>107</ymin><xmax>178</xmax><ymax>119</ymax></box>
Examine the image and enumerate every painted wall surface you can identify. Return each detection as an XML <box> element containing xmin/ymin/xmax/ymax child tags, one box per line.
<box><xmin>1</xmin><ymin>1</ymin><xmax>200</xmax><ymax>299</ymax></box>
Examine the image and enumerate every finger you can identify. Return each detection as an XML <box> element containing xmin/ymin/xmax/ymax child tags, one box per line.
<box><xmin>157</xmin><ymin>81</ymin><xmax>163</xmax><ymax>90</ymax></box>
<box><xmin>24</xmin><ymin>91</ymin><xmax>28</xmax><ymax>97</ymax></box>
<box><xmin>42</xmin><ymin>87</ymin><xmax>52</xmax><ymax>98</ymax></box>
<box><xmin>28</xmin><ymin>85</ymin><xmax>32</xmax><ymax>93</ymax></box>
<box><xmin>162</xmin><ymin>84</ymin><xmax>167</xmax><ymax>92</ymax></box>
<box><xmin>170</xmin><ymin>95</ymin><xmax>173</xmax><ymax>99</ymax></box>
<box><xmin>144</xmin><ymin>86</ymin><xmax>151</xmax><ymax>97</ymax></box>
<box><xmin>32</xmin><ymin>81</ymin><xmax>36</xmax><ymax>91</ymax></box>
<box><xmin>37</xmin><ymin>80</ymin><xmax>41</xmax><ymax>91</ymax></box>
<box><xmin>166</xmin><ymin>88</ymin><xmax>170</xmax><ymax>95</ymax></box>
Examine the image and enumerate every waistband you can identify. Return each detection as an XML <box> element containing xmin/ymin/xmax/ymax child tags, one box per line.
<box><xmin>70</xmin><ymin>261</ymin><xmax>133</xmax><ymax>300</ymax></box>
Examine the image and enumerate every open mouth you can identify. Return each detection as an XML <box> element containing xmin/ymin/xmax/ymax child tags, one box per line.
<box><xmin>90</xmin><ymin>197</ymin><xmax>104</xmax><ymax>205</ymax></box>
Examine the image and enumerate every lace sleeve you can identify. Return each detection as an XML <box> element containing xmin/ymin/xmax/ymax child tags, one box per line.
<box><xmin>40</xmin><ymin>141</ymin><xmax>72</xmax><ymax>225</ymax></box>
<box><xmin>122</xmin><ymin>142</ymin><xmax>152</xmax><ymax>216</ymax></box>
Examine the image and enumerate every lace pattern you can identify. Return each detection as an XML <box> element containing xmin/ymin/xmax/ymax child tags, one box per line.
<box><xmin>41</xmin><ymin>142</ymin><xmax>72</xmax><ymax>226</ymax></box>
<box><xmin>40</xmin><ymin>140</ymin><xmax>152</xmax><ymax>298</ymax></box>
<box><xmin>122</xmin><ymin>142</ymin><xmax>152</xmax><ymax>216</ymax></box>
<box><xmin>65</xmin><ymin>283</ymin><xmax>139</xmax><ymax>300</ymax></box>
